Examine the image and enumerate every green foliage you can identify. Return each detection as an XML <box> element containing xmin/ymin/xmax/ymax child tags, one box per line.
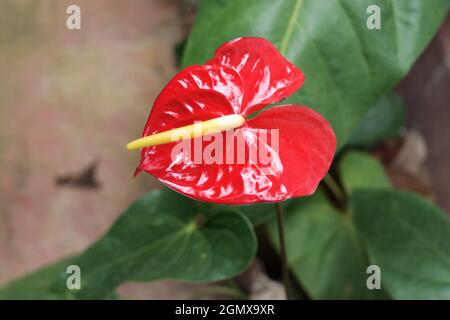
<box><xmin>60</xmin><ymin>189</ymin><xmax>256</xmax><ymax>299</ymax></box>
<box><xmin>353</xmin><ymin>190</ymin><xmax>450</xmax><ymax>299</ymax></box>
<box><xmin>200</xmin><ymin>201</ymin><xmax>292</xmax><ymax>226</ymax></box>
<box><xmin>0</xmin><ymin>189</ymin><xmax>256</xmax><ymax>300</ymax></box>
<box><xmin>268</xmin><ymin>152</ymin><xmax>391</xmax><ymax>299</ymax></box>
<box><xmin>198</xmin><ymin>202</ymin><xmax>273</xmax><ymax>226</ymax></box>
<box><xmin>339</xmin><ymin>151</ymin><xmax>391</xmax><ymax>193</ymax></box>
<box><xmin>183</xmin><ymin>0</ymin><xmax>449</xmax><ymax>148</ymax></box>
<box><xmin>0</xmin><ymin>258</ymin><xmax>74</xmax><ymax>300</ymax></box>
<box><xmin>348</xmin><ymin>92</ymin><xmax>405</xmax><ymax>148</ymax></box>
<box><xmin>268</xmin><ymin>190</ymin><xmax>378</xmax><ymax>299</ymax></box>
<box><xmin>269</xmin><ymin>151</ymin><xmax>450</xmax><ymax>299</ymax></box>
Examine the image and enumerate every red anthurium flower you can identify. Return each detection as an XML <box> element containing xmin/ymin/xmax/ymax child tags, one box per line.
<box><xmin>127</xmin><ymin>37</ymin><xmax>336</xmax><ymax>204</ymax></box>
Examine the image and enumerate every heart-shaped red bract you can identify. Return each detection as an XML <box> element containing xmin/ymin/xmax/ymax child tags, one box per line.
<box><xmin>134</xmin><ymin>37</ymin><xmax>336</xmax><ymax>204</ymax></box>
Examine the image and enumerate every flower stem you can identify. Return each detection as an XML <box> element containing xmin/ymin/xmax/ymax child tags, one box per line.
<box><xmin>323</xmin><ymin>174</ymin><xmax>346</xmax><ymax>208</ymax></box>
<box><xmin>275</xmin><ymin>203</ymin><xmax>293</xmax><ymax>300</ymax></box>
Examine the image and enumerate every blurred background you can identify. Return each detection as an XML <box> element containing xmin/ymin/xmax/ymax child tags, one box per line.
<box><xmin>0</xmin><ymin>0</ymin><xmax>449</xmax><ymax>299</ymax></box>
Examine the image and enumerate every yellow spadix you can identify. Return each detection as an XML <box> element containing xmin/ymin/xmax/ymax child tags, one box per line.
<box><xmin>126</xmin><ymin>114</ymin><xmax>245</xmax><ymax>151</ymax></box>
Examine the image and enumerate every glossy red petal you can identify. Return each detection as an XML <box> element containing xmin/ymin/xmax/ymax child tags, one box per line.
<box><xmin>139</xmin><ymin>38</ymin><xmax>304</xmax><ymax>138</ymax></box>
<box><xmin>142</xmin><ymin>65</ymin><xmax>242</xmax><ymax>137</ymax></box>
<box><xmin>209</xmin><ymin>37</ymin><xmax>305</xmax><ymax>115</ymax></box>
<box><xmin>136</xmin><ymin>64</ymin><xmax>243</xmax><ymax>176</ymax></box>
<box><xmin>137</xmin><ymin>105</ymin><xmax>336</xmax><ymax>204</ymax></box>
<box><xmin>246</xmin><ymin>105</ymin><xmax>336</xmax><ymax>199</ymax></box>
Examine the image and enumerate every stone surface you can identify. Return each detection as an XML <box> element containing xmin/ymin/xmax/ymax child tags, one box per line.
<box><xmin>0</xmin><ymin>0</ymin><xmax>206</xmax><ymax>299</ymax></box>
<box><xmin>398</xmin><ymin>15</ymin><xmax>450</xmax><ymax>213</ymax></box>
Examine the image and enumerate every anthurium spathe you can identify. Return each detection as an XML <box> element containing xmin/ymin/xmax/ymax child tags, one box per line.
<box><xmin>127</xmin><ymin>37</ymin><xmax>336</xmax><ymax>204</ymax></box>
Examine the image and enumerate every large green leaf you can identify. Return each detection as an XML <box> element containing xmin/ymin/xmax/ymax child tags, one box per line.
<box><xmin>0</xmin><ymin>258</ymin><xmax>73</xmax><ymax>300</ymax></box>
<box><xmin>339</xmin><ymin>151</ymin><xmax>391</xmax><ymax>194</ymax></box>
<box><xmin>267</xmin><ymin>151</ymin><xmax>393</xmax><ymax>299</ymax></box>
<box><xmin>268</xmin><ymin>189</ymin><xmax>383</xmax><ymax>299</ymax></box>
<box><xmin>202</xmin><ymin>203</ymin><xmax>274</xmax><ymax>226</ymax></box>
<box><xmin>0</xmin><ymin>257</ymin><xmax>120</xmax><ymax>300</ymax></box>
<box><xmin>348</xmin><ymin>92</ymin><xmax>405</xmax><ymax>148</ymax></box>
<box><xmin>51</xmin><ymin>188</ymin><xmax>256</xmax><ymax>299</ymax></box>
<box><xmin>182</xmin><ymin>0</ymin><xmax>449</xmax><ymax>148</ymax></box>
<box><xmin>353</xmin><ymin>190</ymin><xmax>450</xmax><ymax>299</ymax></box>
<box><xmin>200</xmin><ymin>200</ymin><xmax>292</xmax><ymax>226</ymax></box>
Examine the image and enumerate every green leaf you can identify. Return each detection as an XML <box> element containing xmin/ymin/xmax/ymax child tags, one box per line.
<box><xmin>269</xmin><ymin>189</ymin><xmax>384</xmax><ymax>299</ymax></box>
<box><xmin>54</xmin><ymin>188</ymin><xmax>257</xmax><ymax>299</ymax></box>
<box><xmin>182</xmin><ymin>0</ymin><xmax>449</xmax><ymax>148</ymax></box>
<box><xmin>339</xmin><ymin>151</ymin><xmax>391</xmax><ymax>194</ymax></box>
<box><xmin>200</xmin><ymin>203</ymin><xmax>274</xmax><ymax>226</ymax></box>
<box><xmin>353</xmin><ymin>189</ymin><xmax>450</xmax><ymax>299</ymax></box>
<box><xmin>0</xmin><ymin>258</ymin><xmax>74</xmax><ymax>300</ymax></box>
<box><xmin>348</xmin><ymin>92</ymin><xmax>405</xmax><ymax>148</ymax></box>
<box><xmin>199</xmin><ymin>201</ymin><xmax>292</xmax><ymax>226</ymax></box>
